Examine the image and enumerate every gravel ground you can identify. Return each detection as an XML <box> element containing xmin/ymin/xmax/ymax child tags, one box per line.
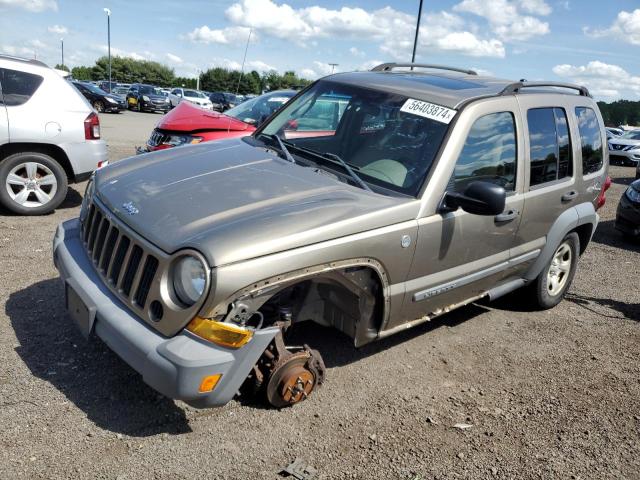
<box><xmin>0</xmin><ymin>111</ymin><xmax>639</xmax><ymax>479</ymax></box>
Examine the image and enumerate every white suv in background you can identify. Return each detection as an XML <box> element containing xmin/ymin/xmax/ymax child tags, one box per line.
<box><xmin>167</xmin><ymin>88</ymin><xmax>213</xmax><ymax>109</ymax></box>
<box><xmin>0</xmin><ymin>55</ymin><xmax>108</xmax><ymax>215</ymax></box>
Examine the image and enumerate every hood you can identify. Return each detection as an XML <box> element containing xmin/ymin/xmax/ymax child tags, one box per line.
<box><xmin>107</xmin><ymin>93</ymin><xmax>125</xmax><ymax>102</ymax></box>
<box><xmin>94</xmin><ymin>138</ymin><xmax>417</xmax><ymax>267</ymax></box>
<box><xmin>156</xmin><ymin>100</ymin><xmax>251</xmax><ymax>133</ymax></box>
<box><xmin>609</xmin><ymin>137</ymin><xmax>640</xmax><ymax>146</ymax></box>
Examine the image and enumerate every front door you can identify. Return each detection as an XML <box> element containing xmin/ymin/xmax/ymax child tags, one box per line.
<box><xmin>0</xmin><ymin>70</ymin><xmax>10</xmax><ymax>145</ymax></box>
<box><xmin>397</xmin><ymin>100</ymin><xmax>525</xmax><ymax>326</ymax></box>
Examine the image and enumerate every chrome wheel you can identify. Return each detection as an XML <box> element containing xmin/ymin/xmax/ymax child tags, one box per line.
<box><xmin>5</xmin><ymin>162</ymin><xmax>58</xmax><ymax>209</ymax></box>
<box><xmin>547</xmin><ymin>242</ymin><xmax>572</xmax><ymax>296</ymax></box>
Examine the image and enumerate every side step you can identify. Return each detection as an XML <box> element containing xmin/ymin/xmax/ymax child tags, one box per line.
<box><xmin>486</xmin><ymin>279</ymin><xmax>526</xmax><ymax>302</ymax></box>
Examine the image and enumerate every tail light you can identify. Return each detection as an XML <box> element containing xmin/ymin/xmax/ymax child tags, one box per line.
<box><xmin>596</xmin><ymin>176</ymin><xmax>611</xmax><ymax>210</ymax></box>
<box><xmin>84</xmin><ymin>112</ymin><xmax>101</xmax><ymax>140</ymax></box>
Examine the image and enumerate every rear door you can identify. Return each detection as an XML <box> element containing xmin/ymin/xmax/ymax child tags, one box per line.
<box><xmin>513</xmin><ymin>97</ymin><xmax>577</xmax><ymax>267</ymax></box>
<box><xmin>0</xmin><ymin>70</ymin><xmax>9</xmax><ymax>144</ymax></box>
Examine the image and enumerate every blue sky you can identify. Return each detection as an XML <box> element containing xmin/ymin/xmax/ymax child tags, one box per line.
<box><xmin>1</xmin><ymin>0</ymin><xmax>639</xmax><ymax>100</ymax></box>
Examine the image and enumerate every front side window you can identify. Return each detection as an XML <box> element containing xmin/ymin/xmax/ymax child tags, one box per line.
<box><xmin>259</xmin><ymin>80</ymin><xmax>451</xmax><ymax>196</ymax></box>
<box><xmin>0</xmin><ymin>68</ymin><xmax>43</xmax><ymax>106</ymax></box>
<box><xmin>528</xmin><ymin>108</ymin><xmax>573</xmax><ymax>187</ymax></box>
<box><xmin>450</xmin><ymin>112</ymin><xmax>517</xmax><ymax>192</ymax></box>
<box><xmin>575</xmin><ymin>107</ymin><xmax>604</xmax><ymax>175</ymax></box>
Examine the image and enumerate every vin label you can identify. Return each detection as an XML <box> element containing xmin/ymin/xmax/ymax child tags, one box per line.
<box><xmin>400</xmin><ymin>99</ymin><xmax>457</xmax><ymax>124</ymax></box>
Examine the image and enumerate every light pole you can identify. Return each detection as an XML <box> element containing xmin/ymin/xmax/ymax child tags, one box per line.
<box><xmin>411</xmin><ymin>0</ymin><xmax>424</xmax><ymax>67</ymax></box>
<box><xmin>103</xmin><ymin>8</ymin><xmax>112</xmax><ymax>91</ymax></box>
<box><xmin>329</xmin><ymin>63</ymin><xmax>338</xmax><ymax>74</ymax></box>
<box><xmin>60</xmin><ymin>38</ymin><xmax>64</xmax><ymax>69</ymax></box>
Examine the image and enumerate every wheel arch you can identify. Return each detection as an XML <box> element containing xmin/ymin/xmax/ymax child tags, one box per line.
<box><xmin>0</xmin><ymin>142</ymin><xmax>74</xmax><ymax>181</ymax></box>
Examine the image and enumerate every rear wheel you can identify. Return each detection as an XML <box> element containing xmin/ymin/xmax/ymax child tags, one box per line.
<box><xmin>0</xmin><ymin>152</ymin><xmax>68</xmax><ymax>215</ymax></box>
<box><xmin>529</xmin><ymin>233</ymin><xmax>579</xmax><ymax>309</ymax></box>
<box><xmin>92</xmin><ymin>100</ymin><xmax>104</xmax><ymax>113</ymax></box>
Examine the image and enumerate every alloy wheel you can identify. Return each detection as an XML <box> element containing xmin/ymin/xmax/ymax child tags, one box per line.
<box><xmin>5</xmin><ymin>162</ymin><xmax>58</xmax><ymax>209</ymax></box>
<box><xmin>547</xmin><ymin>242</ymin><xmax>572</xmax><ymax>296</ymax></box>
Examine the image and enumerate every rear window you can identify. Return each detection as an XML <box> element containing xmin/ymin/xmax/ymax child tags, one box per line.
<box><xmin>575</xmin><ymin>107</ymin><xmax>604</xmax><ymax>175</ymax></box>
<box><xmin>0</xmin><ymin>68</ymin><xmax>44</xmax><ymax>106</ymax></box>
<box><xmin>528</xmin><ymin>107</ymin><xmax>573</xmax><ymax>187</ymax></box>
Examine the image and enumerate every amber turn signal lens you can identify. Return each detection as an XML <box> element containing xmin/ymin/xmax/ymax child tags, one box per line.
<box><xmin>198</xmin><ymin>374</ymin><xmax>222</xmax><ymax>393</ymax></box>
<box><xmin>187</xmin><ymin>317</ymin><xmax>253</xmax><ymax>349</ymax></box>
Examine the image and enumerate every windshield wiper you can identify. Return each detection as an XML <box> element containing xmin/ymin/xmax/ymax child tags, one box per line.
<box><xmin>264</xmin><ymin>133</ymin><xmax>296</xmax><ymax>164</ymax></box>
<box><xmin>321</xmin><ymin>152</ymin><xmax>372</xmax><ymax>192</ymax></box>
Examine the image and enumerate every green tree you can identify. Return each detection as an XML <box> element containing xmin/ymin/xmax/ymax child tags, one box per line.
<box><xmin>91</xmin><ymin>56</ymin><xmax>175</xmax><ymax>86</ymax></box>
<box><xmin>70</xmin><ymin>66</ymin><xmax>93</xmax><ymax>80</ymax></box>
<box><xmin>54</xmin><ymin>63</ymin><xmax>70</xmax><ymax>72</ymax></box>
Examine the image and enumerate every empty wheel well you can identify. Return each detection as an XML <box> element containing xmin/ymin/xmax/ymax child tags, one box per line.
<box><xmin>572</xmin><ymin>223</ymin><xmax>594</xmax><ymax>255</ymax></box>
<box><xmin>0</xmin><ymin>143</ymin><xmax>74</xmax><ymax>181</ymax></box>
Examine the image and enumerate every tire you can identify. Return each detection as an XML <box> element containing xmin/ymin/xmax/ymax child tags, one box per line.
<box><xmin>0</xmin><ymin>152</ymin><xmax>68</xmax><ymax>215</ymax></box>
<box><xmin>529</xmin><ymin>232</ymin><xmax>579</xmax><ymax>309</ymax></box>
<box><xmin>92</xmin><ymin>100</ymin><xmax>104</xmax><ymax>113</ymax></box>
<box><xmin>136</xmin><ymin>100</ymin><xmax>141</xmax><ymax>112</ymax></box>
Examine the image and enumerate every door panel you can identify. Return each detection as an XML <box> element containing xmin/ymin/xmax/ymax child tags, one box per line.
<box><xmin>394</xmin><ymin>101</ymin><xmax>525</xmax><ymax>327</ymax></box>
<box><xmin>0</xmin><ymin>84</ymin><xmax>8</xmax><ymax>144</ymax></box>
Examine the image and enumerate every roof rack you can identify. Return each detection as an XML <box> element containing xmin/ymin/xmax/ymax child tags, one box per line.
<box><xmin>0</xmin><ymin>54</ymin><xmax>48</xmax><ymax>68</ymax></box>
<box><xmin>371</xmin><ymin>63</ymin><xmax>478</xmax><ymax>76</ymax></box>
<box><xmin>501</xmin><ymin>81</ymin><xmax>591</xmax><ymax>97</ymax></box>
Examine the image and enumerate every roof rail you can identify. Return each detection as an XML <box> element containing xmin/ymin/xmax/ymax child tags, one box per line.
<box><xmin>501</xmin><ymin>81</ymin><xmax>591</xmax><ymax>97</ymax></box>
<box><xmin>0</xmin><ymin>54</ymin><xmax>48</xmax><ymax>68</ymax></box>
<box><xmin>371</xmin><ymin>63</ymin><xmax>478</xmax><ymax>76</ymax></box>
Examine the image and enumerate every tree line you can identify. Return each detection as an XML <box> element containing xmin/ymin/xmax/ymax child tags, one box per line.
<box><xmin>597</xmin><ymin>100</ymin><xmax>640</xmax><ymax>127</ymax></box>
<box><xmin>60</xmin><ymin>56</ymin><xmax>311</xmax><ymax>94</ymax></box>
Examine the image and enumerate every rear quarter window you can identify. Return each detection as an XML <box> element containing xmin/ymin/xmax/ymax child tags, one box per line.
<box><xmin>575</xmin><ymin>107</ymin><xmax>604</xmax><ymax>175</ymax></box>
<box><xmin>0</xmin><ymin>68</ymin><xmax>44</xmax><ymax>106</ymax></box>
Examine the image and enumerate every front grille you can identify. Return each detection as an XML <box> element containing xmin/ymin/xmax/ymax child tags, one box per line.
<box><xmin>81</xmin><ymin>200</ymin><xmax>160</xmax><ymax>311</ymax></box>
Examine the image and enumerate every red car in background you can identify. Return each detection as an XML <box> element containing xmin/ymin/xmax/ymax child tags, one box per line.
<box><xmin>139</xmin><ymin>90</ymin><xmax>295</xmax><ymax>152</ymax></box>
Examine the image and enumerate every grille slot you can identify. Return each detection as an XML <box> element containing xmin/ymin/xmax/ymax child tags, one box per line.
<box><xmin>87</xmin><ymin>210</ymin><xmax>103</xmax><ymax>252</ymax></box>
<box><xmin>93</xmin><ymin>220</ymin><xmax>110</xmax><ymax>262</ymax></box>
<box><xmin>135</xmin><ymin>256</ymin><xmax>159</xmax><ymax>308</ymax></box>
<box><xmin>100</xmin><ymin>227</ymin><xmax>119</xmax><ymax>273</ymax></box>
<box><xmin>109</xmin><ymin>236</ymin><xmax>130</xmax><ymax>285</ymax></box>
<box><xmin>121</xmin><ymin>245</ymin><xmax>143</xmax><ymax>297</ymax></box>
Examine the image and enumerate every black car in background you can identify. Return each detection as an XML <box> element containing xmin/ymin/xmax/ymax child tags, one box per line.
<box><xmin>209</xmin><ymin>92</ymin><xmax>238</xmax><ymax>112</ymax></box>
<box><xmin>615</xmin><ymin>178</ymin><xmax>640</xmax><ymax>239</ymax></box>
<box><xmin>71</xmin><ymin>81</ymin><xmax>125</xmax><ymax>113</ymax></box>
<box><xmin>126</xmin><ymin>83</ymin><xmax>170</xmax><ymax>113</ymax></box>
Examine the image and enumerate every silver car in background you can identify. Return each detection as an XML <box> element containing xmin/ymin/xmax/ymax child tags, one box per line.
<box><xmin>0</xmin><ymin>55</ymin><xmax>108</xmax><ymax>215</ymax></box>
<box><xmin>608</xmin><ymin>129</ymin><xmax>640</xmax><ymax>166</ymax></box>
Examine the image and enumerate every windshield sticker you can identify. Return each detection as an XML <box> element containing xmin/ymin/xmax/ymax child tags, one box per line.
<box><xmin>400</xmin><ymin>99</ymin><xmax>457</xmax><ymax>124</ymax></box>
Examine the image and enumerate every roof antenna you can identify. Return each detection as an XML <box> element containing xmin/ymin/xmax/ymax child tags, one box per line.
<box><xmin>228</xmin><ymin>27</ymin><xmax>252</xmax><ymax>134</ymax></box>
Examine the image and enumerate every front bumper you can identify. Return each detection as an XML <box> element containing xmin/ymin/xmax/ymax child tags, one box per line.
<box><xmin>140</xmin><ymin>101</ymin><xmax>170</xmax><ymax>112</ymax></box>
<box><xmin>52</xmin><ymin>219</ymin><xmax>278</xmax><ymax>408</ymax></box>
<box><xmin>105</xmin><ymin>103</ymin><xmax>125</xmax><ymax>112</ymax></box>
<box><xmin>608</xmin><ymin>148</ymin><xmax>640</xmax><ymax>166</ymax></box>
<box><xmin>615</xmin><ymin>194</ymin><xmax>640</xmax><ymax>237</ymax></box>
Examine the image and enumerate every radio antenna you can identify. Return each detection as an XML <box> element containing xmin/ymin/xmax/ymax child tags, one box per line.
<box><xmin>228</xmin><ymin>27</ymin><xmax>253</xmax><ymax>133</ymax></box>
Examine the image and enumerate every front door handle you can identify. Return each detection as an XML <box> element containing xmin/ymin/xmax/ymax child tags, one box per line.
<box><xmin>495</xmin><ymin>209</ymin><xmax>519</xmax><ymax>223</ymax></box>
<box><xmin>562</xmin><ymin>190</ymin><xmax>578</xmax><ymax>202</ymax></box>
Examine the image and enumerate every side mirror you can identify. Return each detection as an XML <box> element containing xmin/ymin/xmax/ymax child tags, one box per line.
<box><xmin>442</xmin><ymin>181</ymin><xmax>506</xmax><ymax>216</ymax></box>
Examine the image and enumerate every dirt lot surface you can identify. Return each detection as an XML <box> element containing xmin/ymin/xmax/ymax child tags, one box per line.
<box><xmin>1</xmin><ymin>111</ymin><xmax>639</xmax><ymax>479</ymax></box>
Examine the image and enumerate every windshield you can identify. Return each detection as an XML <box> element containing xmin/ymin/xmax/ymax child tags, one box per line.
<box><xmin>226</xmin><ymin>91</ymin><xmax>294</xmax><ymax>125</ymax></box>
<box><xmin>80</xmin><ymin>83</ymin><xmax>108</xmax><ymax>95</ymax></box>
<box><xmin>139</xmin><ymin>85</ymin><xmax>162</xmax><ymax>95</ymax></box>
<box><xmin>621</xmin><ymin>130</ymin><xmax>640</xmax><ymax>140</ymax></box>
<box><xmin>112</xmin><ymin>87</ymin><xmax>128</xmax><ymax>95</ymax></box>
<box><xmin>184</xmin><ymin>90</ymin><xmax>206</xmax><ymax>98</ymax></box>
<box><xmin>258</xmin><ymin>80</ymin><xmax>451</xmax><ymax>196</ymax></box>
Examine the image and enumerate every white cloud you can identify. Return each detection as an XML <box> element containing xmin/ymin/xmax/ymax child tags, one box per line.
<box><xmin>300</xmin><ymin>61</ymin><xmax>341</xmax><ymax>79</ymax></box>
<box><xmin>586</xmin><ymin>9</ymin><xmax>640</xmax><ymax>46</ymax></box>
<box><xmin>553</xmin><ymin>60</ymin><xmax>640</xmax><ymax>100</ymax></box>
<box><xmin>47</xmin><ymin>24</ymin><xmax>67</xmax><ymax>35</ymax></box>
<box><xmin>349</xmin><ymin>46</ymin><xmax>365</xmax><ymax>57</ymax></box>
<box><xmin>454</xmin><ymin>0</ymin><xmax>550</xmax><ymax>41</ymax></box>
<box><xmin>166</xmin><ymin>53</ymin><xmax>183</xmax><ymax>64</ymax></box>
<box><xmin>183</xmin><ymin>25</ymin><xmax>253</xmax><ymax>44</ymax></box>
<box><xmin>246</xmin><ymin>60</ymin><xmax>275</xmax><ymax>71</ymax></box>
<box><xmin>94</xmin><ymin>44</ymin><xmax>149</xmax><ymax>61</ymax></box>
<box><xmin>224</xmin><ymin>0</ymin><xmax>504</xmax><ymax>58</ymax></box>
<box><xmin>0</xmin><ymin>0</ymin><xmax>57</xmax><ymax>12</ymax></box>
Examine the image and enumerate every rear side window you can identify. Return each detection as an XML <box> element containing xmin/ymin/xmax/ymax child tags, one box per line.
<box><xmin>528</xmin><ymin>108</ymin><xmax>573</xmax><ymax>187</ymax></box>
<box><xmin>0</xmin><ymin>68</ymin><xmax>43</xmax><ymax>106</ymax></box>
<box><xmin>451</xmin><ymin>112</ymin><xmax>517</xmax><ymax>192</ymax></box>
<box><xmin>575</xmin><ymin>107</ymin><xmax>604</xmax><ymax>175</ymax></box>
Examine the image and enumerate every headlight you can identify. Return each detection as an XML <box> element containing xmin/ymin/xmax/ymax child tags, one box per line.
<box><xmin>164</xmin><ymin>97</ymin><xmax>169</xmax><ymax>103</ymax></box>
<box><xmin>626</xmin><ymin>186</ymin><xmax>640</xmax><ymax>203</ymax></box>
<box><xmin>630</xmin><ymin>145</ymin><xmax>640</xmax><ymax>150</ymax></box>
<box><xmin>142</xmin><ymin>95</ymin><xmax>150</xmax><ymax>101</ymax></box>
<box><xmin>172</xmin><ymin>255</ymin><xmax>207</xmax><ymax>306</ymax></box>
<box><xmin>165</xmin><ymin>134</ymin><xmax>203</xmax><ymax>146</ymax></box>
<box><xmin>105</xmin><ymin>97</ymin><xmax>117</xmax><ymax>104</ymax></box>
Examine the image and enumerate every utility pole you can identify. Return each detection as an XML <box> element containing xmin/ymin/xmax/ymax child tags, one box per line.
<box><xmin>103</xmin><ymin>8</ymin><xmax>112</xmax><ymax>90</ymax></box>
<box><xmin>60</xmin><ymin>38</ymin><xmax>64</xmax><ymax>69</ymax></box>
<box><xmin>329</xmin><ymin>63</ymin><xmax>338</xmax><ymax>74</ymax></box>
<box><xmin>411</xmin><ymin>0</ymin><xmax>424</xmax><ymax>68</ymax></box>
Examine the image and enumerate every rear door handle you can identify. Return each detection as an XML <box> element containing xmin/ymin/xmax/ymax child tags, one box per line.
<box><xmin>495</xmin><ymin>209</ymin><xmax>519</xmax><ymax>223</ymax></box>
<box><xmin>562</xmin><ymin>190</ymin><xmax>578</xmax><ymax>202</ymax></box>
